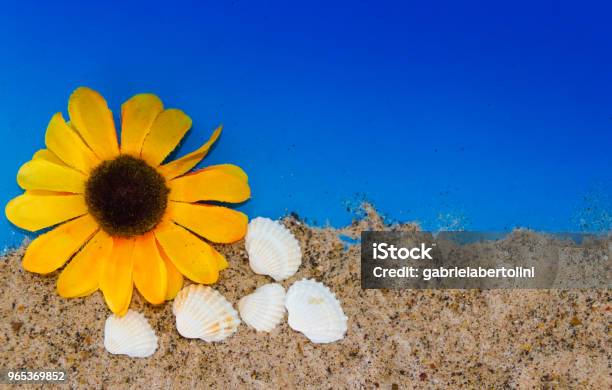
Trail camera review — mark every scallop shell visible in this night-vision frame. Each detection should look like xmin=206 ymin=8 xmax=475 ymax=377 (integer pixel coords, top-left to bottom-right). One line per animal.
xmin=173 ymin=284 xmax=240 ymax=342
xmin=238 ymin=283 xmax=286 ymax=332
xmin=104 ymin=310 xmax=158 ymax=358
xmin=285 ymin=279 xmax=348 ymax=343
xmin=245 ymin=217 xmax=301 ymax=281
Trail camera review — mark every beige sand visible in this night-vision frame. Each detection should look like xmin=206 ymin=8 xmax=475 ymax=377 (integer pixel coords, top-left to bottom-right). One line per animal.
xmin=1 ymin=209 xmax=610 ymax=389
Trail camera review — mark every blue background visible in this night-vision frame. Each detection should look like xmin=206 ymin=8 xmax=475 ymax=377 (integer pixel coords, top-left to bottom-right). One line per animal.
xmin=0 ymin=0 xmax=610 ymax=249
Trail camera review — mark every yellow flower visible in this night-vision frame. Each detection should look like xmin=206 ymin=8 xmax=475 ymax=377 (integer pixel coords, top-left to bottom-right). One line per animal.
xmin=5 ymin=87 xmax=250 ymax=315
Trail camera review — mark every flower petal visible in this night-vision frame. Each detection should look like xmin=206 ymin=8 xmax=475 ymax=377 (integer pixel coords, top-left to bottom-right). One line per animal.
xmin=17 ymin=159 xmax=86 ymax=193
xmin=157 ymin=243 xmax=183 ymax=300
xmin=132 ymin=233 xmax=167 ymax=305
xmin=21 ymin=214 xmax=99 ymax=274
xmin=158 ymin=125 xmax=222 ymax=179
xmin=6 ymin=191 xmax=88 ymax=231
xmin=154 ymin=222 xmax=220 ymax=284
xmin=45 ymin=112 xmax=100 ymax=173
xmin=140 ymin=109 xmax=192 ymax=166
xmin=100 ymin=237 xmax=135 ymax=315
xmin=169 ymin=201 xmax=247 ymax=243
xmin=120 ymin=93 xmax=164 ymax=156
xmin=215 ymin=249 xmax=229 ymax=271
xmin=169 ymin=164 xmax=250 ymax=203
xmin=56 ymin=230 xmax=113 ymax=297
xmin=68 ymin=87 xmax=119 ymax=160
xmin=32 ymin=149 xmax=65 ymax=165
xmin=203 ymin=163 xmax=249 ymax=181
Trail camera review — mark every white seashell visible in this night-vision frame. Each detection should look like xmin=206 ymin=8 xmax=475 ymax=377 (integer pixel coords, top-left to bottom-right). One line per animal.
xmin=104 ymin=310 xmax=158 ymax=358
xmin=245 ymin=217 xmax=301 ymax=281
xmin=238 ymin=283 xmax=286 ymax=332
xmin=173 ymin=284 xmax=240 ymax=342
xmin=285 ymin=279 xmax=348 ymax=343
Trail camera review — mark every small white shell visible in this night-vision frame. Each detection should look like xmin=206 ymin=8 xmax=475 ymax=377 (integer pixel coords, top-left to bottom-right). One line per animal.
xmin=173 ymin=284 xmax=240 ymax=342
xmin=104 ymin=310 xmax=158 ymax=358
xmin=285 ymin=279 xmax=348 ymax=343
xmin=238 ymin=283 xmax=286 ymax=332
xmin=245 ymin=217 xmax=301 ymax=281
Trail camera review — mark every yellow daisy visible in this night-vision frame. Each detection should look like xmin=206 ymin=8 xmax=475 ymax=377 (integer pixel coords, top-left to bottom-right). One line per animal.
xmin=5 ymin=87 xmax=250 ymax=315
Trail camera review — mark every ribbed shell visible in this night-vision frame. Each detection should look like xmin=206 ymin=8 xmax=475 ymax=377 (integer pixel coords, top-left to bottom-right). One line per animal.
xmin=245 ymin=217 xmax=301 ymax=281
xmin=285 ymin=279 xmax=348 ymax=343
xmin=104 ymin=310 xmax=158 ymax=358
xmin=173 ymin=284 xmax=240 ymax=342
xmin=238 ymin=283 xmax=286 ymax=332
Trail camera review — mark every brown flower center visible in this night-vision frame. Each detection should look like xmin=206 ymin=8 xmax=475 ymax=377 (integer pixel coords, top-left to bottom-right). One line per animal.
xmin=85 ymin=155 xmax=169 ymax=237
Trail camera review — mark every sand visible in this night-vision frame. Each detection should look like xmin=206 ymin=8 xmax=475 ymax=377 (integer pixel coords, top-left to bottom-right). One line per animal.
xmin=1 ymin=208 xmax=610 ymax=389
